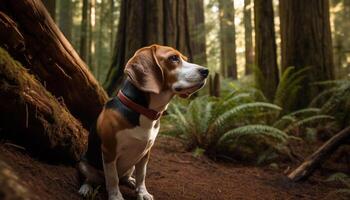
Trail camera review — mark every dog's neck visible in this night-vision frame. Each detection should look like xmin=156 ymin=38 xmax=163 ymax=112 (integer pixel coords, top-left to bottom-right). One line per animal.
xmin=121 ymin=80 xmax=174 ymax=114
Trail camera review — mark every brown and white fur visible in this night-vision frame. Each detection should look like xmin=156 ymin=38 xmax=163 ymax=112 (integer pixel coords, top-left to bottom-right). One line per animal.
xmin=78 ymin=44 xmax=208 ymax=200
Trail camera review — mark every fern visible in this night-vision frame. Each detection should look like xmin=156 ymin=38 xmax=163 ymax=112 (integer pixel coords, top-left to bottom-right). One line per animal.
xmin=284 ymin=115 xmax=335 ymax=133
xmin=208 ymin=102 xmax=281 ymax=135
xmin=217 ymin=125 xmax=290 ymax=146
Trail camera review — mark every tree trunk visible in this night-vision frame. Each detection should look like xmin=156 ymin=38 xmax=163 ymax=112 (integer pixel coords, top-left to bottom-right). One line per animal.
xmin=58 ymin=0 xmax=72 ymax=41
xmin=0 ymin=0 xmax=108 ymax=128
xmin=187 ymin=0 xmax=207 ymax=66
xmin=104 ymin=0 xmax=194 ymax=95
xmin=279 ymin=0 xmax=334 ymax=107
xmin=80 ymin=0 xmax=89 ymax=62
xmin=254 ymin=0 xmax=279 ymax=101
xmin=244 ymin=0 xmax=254 ymax=75
xmin=42 ymin=0 xmax=56 ymax=21
xmin=331 ymin=0 xmax=350 ymax=78
xmin=218 ymin=0 xmax=237 ymax=79
xmin=288 ymin=126 xmax=350 ymax=182
xmin=0 ymin=48 xmax=88 ymax=161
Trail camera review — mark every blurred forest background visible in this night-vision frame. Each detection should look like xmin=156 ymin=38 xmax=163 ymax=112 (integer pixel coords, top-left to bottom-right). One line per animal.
xmin=44 ymin=0 xmax=350 ymax=89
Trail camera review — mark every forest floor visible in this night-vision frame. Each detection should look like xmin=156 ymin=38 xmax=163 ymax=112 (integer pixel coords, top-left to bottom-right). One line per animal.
xmin=0 ymin=135 xmax=345 ymax=200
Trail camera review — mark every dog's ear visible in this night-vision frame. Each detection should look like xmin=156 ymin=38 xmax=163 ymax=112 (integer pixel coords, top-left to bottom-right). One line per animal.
xmin=124 ymin=46 xmax=164 ymax=94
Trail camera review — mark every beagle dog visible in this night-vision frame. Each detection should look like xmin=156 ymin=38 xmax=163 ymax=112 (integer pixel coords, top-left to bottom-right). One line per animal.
xmin=78 ymin=44 xmax=209 ymax=200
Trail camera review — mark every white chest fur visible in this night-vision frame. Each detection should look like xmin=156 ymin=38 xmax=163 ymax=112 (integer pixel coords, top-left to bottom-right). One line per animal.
xmin=115 ymin=115 xmax=160 ymax=177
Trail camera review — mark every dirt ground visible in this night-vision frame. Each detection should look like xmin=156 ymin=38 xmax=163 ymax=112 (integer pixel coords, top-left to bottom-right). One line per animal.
xmin=0 ymin=136 xmax=342 ymax=200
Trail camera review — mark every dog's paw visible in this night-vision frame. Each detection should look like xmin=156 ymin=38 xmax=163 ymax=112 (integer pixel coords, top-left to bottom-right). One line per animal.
xmin=137 ymin=192 xmax=154 ymax=200
xmin=120 ymin=176 xmax=136 ymax=189
xmin=78 ymin=183 xmax=93 ymax=196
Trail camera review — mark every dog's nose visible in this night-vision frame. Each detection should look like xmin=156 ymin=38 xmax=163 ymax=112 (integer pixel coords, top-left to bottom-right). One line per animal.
xmin=199 ymin=68 xmax=209 ymax=78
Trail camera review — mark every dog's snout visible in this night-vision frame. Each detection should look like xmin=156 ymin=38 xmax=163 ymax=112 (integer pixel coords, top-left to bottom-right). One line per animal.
xmin=198 ymin=68 xmax=209 ymax=78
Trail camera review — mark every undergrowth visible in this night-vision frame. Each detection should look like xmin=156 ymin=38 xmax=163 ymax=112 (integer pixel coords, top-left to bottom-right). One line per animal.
xmin=161 ymin=67 xmax=346 ymax=164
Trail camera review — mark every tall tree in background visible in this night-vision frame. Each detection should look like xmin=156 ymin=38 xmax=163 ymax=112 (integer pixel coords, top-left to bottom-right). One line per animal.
xmin=59 ymin=0 xmax=72 ymax=41
xmin=254 ymin=0 xmax=279 ymax=100
xmin=88 ymin=0 xmax=97 ymax=71
xmin=80 ymin=0 xmax=89 ymax=62
xmin=188 ymin=0 xmax=207 ymax=67
xmin=42 ymin=0 xmax=56 ymax=21
xmin=104 ymin=0 xmax=206 ymax=95
xmin=332 ymin=0 xmax=350 ymax=77
xmin=280 ymin=0 xmax=334 ymax=106
xmin=218 ymin=0 xmax=237 ymax=79
xmin=244 ymin=0 xmax=253 ymax=75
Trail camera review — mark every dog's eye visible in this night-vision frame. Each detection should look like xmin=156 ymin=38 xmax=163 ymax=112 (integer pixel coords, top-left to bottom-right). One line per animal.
xmin=168 ymin=55 xmax=180 ymax=63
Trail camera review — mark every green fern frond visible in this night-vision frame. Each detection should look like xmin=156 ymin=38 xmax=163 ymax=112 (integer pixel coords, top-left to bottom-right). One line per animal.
xmin=287 ymin=108 xmax=321 ymax=117
xmin=217 ymin=125 xmax=290 ymax=146
xmin=208 ymin=102 xmax=282 ymax=135
xmin=311 ymin=79 xmax=350 ymax=87
xmin=309 ymin=87 xmax=339 ymax=107
xmin=273 ymin=116 xmax=297 ymax=129
xmin=284 ymin=115 xmax=335 ymax=133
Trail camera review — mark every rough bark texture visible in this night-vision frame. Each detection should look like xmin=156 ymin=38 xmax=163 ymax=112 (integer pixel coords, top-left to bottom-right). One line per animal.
xmin=244 ymin=0 xmax=253 ymax=75
xmin=0 ymin=48 xmax=88 ymax=161
xmin=254 ymin=0 xmax=279 ymax=101
xmin=288 ymin=127 xmax=350 ymax=182
xmin=80 ymin=0 xmax=89 ymax=62
xmin=187 ymin=0 xmax=207 ymax=67
xmin=0 ymin=158 xmax=37 ymax=200
xmin=42 ymin=0 xmax=56 ymax=21
xmin=218 ymin=0 xmax=237 ymax=79
xmin=104 ymin=0 xmax=195 ymax=95
xmin=279 ymin=0 xmax=334 ymax=106
xmin=209 ymin=73 xmax=221 ymax=97
xmin=0 ymin=0 xmax=108 ymax=128
xmin=58 ymin=0 xmax=72 ymax=41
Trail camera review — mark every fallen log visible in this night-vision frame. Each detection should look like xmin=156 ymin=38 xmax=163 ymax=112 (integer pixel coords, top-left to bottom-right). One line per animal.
xmin=0 ymin=0 xmax=108 ymax=128
xmin=0 ymin=47 xmax=88 ymax=162
xmin=288 ymin=126 xmax=350 ymax=182
xmin=0 ymin=158 xmax=37 ymax=200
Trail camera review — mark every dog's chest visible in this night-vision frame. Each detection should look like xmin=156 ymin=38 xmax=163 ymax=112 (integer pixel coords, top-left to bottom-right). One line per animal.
xmin=115 ymin=116 xmax=159 ymax=175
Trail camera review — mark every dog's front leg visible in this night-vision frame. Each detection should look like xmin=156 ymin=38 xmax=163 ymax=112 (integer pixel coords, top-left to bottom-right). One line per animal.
xmin=135 ymin=151 xmax=153 ymax=200
xmin=103 ymin=154 xmax=124 ymax=200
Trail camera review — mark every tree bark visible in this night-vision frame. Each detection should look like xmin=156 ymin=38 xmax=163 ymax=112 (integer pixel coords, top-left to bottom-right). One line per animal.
xmin=0 ymin=0 xmax=108 ymax=128
xmin=279 ymin=0 xmax=334 ymax=107
xmin=244 ymin=0 xmax=253 ymax=75
xmin=288 ymin=126 xmax=350 ymax=182
xmin=187 ymin=0 xmax=207 ymax=67
xmin=104 ymin=0 xmax=194 ymax=95
xmin=58 ymin=0 xmax=72 ymax=41
xmin=80 ymin=0 xmax=89 ymax=62
xmin=218 ymin=0 xmax=237 ymax=79
xmin=42 ymin=0 xmax=56 ymax=21
xmin=254 ymin=0 xmax=279 ymax=101
xmin=0 ymin=48 xmax=88 ymax=161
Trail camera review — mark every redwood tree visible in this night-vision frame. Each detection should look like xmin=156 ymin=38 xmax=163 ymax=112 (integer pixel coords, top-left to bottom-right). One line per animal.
xmin=104 ymin=0 xmax=206 ymax=95
xmin=244 ymin=0 xmax=253 ymax=75
xmin=218 ymin=0 xmax=237 ymax=79
xmin=279 ymin=0 xmax=334 ymax=106
xmin=254 ymin=0 xmax=279 ymax=100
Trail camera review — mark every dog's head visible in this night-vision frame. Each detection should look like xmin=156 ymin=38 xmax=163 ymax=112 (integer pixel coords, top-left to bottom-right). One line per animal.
xmin=124 ymin=44 xmax=209 ymax=98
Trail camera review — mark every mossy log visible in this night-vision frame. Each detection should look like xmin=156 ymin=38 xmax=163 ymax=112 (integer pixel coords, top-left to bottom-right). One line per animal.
xmin=0 ymin=0 xmax=108 ymax=128
xmin=0 ymin=158 xmax=37 ymax=200
xmin=0 ymin=48 xmax=88 ymax=162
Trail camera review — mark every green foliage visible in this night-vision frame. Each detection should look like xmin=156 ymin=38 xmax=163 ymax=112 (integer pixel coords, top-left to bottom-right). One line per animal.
xmin=162 ymin=85 xmax=333 ymax=164
xmin=310 ymin=79 xmax=350 ymax=127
